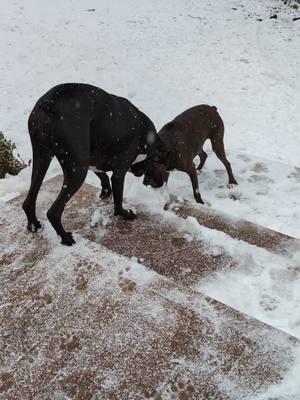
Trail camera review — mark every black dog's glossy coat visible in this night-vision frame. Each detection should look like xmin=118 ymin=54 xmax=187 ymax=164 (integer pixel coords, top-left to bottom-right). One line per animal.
xmin=22 ymin=83 xmax=158 ymax=245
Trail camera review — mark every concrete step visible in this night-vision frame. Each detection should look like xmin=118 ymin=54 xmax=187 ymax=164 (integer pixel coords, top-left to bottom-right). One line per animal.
xmin=167 ymin=195 xmax=299 ymax=255
xmin=10 ymin=176 xmax=235 ymax=282
xmin=1 ymin=176 xmax=299 ymax=399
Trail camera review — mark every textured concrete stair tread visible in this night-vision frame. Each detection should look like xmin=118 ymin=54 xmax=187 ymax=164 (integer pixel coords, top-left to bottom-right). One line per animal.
xmin=167 ymin=194 xmax=298 ymax=254
xmin=0 ymin=200 xmax=299 ymax=398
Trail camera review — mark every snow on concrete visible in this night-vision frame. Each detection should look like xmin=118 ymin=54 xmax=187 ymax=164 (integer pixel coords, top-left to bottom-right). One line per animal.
xmin=2 ymin=198 xmax=299 ymax=399
xmin=179 ymin=215 xmax=300 ymax=339
xmin=255 ymin=345 xmax=300 ymax=400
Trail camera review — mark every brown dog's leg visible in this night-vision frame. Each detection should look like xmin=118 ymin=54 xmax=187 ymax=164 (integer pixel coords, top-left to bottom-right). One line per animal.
xmin=187 ymin=165 xmax=204 ymax=203
xmin=197 ymin=150 xmax=208 ymax=171
xmin=211 ymin=138 xmax=237 ymax=186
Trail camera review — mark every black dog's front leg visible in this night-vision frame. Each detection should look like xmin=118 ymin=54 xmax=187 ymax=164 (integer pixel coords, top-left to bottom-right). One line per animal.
xmin=111 ymin=171 xmax=136 ymax=219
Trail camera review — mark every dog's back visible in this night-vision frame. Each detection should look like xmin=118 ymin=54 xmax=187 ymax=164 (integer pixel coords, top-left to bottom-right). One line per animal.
xmin=159 ymin=105 xmax=224 ymax=154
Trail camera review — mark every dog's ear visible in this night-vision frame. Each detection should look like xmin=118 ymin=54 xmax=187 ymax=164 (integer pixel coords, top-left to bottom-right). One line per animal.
xmin=130 ymin=160 xmax=146 ymax=177
xmin=145 ymin=134 xmax=170 ymax=165
xmin=161 ymin=121 xmax=175 ymax=131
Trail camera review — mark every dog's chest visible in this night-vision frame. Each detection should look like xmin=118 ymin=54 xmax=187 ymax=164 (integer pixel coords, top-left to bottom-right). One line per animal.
xmin=89 ymin=153 xmax=146 ymax=173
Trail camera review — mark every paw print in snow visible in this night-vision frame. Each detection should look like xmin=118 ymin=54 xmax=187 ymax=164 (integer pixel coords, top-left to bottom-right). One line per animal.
xmin=59 ymin=334 xmax=81 ymax=353
xmin=168 ymin=377 xmax=195 ymax=400
xmin=118 ymin=270 xmax=136 ymax=293
xmin=0 ymin=372 xmax=14 ymax=393
xmin=75 ymin=274 xmax=88 ymax=291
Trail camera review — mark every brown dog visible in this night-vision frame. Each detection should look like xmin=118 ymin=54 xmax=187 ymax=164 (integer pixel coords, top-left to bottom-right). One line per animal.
xmin=133 ymin=105 xmax=237 ymax=203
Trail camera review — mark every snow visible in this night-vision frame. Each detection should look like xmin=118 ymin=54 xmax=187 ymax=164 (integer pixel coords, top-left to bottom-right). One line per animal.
xmin=1 ymin=0 xmax=300 ymax=397
xmin=90 ymin=208 xmax=110 ymax=227
xmin=255 ymin=346 xmax=300 ymax=400
xmin=1 ymin=0 xmax=299 ymax=236
xmin=180 ymin=216 xmax=300 ymax=339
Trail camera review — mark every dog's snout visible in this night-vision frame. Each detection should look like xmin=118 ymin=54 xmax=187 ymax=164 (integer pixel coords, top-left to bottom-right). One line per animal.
xmin=149 ymin=179 xmax=162 ymax=188
xmin=143 ymin=176 xmax=159 ymax=187
xmin=143 ymin=176 xmax=150 ymax=186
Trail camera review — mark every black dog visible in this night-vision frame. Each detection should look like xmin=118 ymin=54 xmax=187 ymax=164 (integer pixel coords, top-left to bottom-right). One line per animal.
xmin=132 ymin=105 xmax=237 ymax=203
xmin=22 ymin=83 xmax=159 ymax=245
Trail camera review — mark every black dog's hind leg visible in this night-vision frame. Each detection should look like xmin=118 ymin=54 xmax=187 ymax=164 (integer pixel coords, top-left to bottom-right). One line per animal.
xmin=197 ymin=150 xmax=208 ymax=171
xmin=47 ymin=161 xmax=88 ymax=245
xmin=111 ymin=171 xmax=136 ymax=220
xmin=94 ymin=171 xmax=112 ymax=199
xmin=22 ymin=143 xmax=53 ymax=232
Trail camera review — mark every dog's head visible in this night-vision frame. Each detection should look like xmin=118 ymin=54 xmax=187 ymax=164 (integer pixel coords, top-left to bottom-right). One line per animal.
xmin=131 ymin=136 xmax=169 ymax=188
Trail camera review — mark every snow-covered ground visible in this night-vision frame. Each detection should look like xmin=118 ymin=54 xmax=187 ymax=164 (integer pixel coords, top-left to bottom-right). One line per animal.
xmin=1 ymin=0 xmax=300 ymax=398
xmin=0 ymin=0 xmax=299 ymax=236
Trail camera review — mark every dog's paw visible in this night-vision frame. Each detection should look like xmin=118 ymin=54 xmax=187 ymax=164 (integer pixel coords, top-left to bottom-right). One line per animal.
xmin=227 ymin=177 xmax=238 ymax=188
xmin=163 ymin=201 xmax=173 ymax=211
xmin=61 ymin=232 xmax=76 ymax=246
xmin=195 ymin=195 xmax=205 ymax=204
xmin=27 ymin=220 xmax=42 ymax=233
xmin=122 ymin=209 xmax=136 ymax=220
xmin=100 ymin=187 xmax=112 ymax=199
xmin=114 ymin=209 xmax=136 ymax=220
xmin=197 ymin=167 xmax=205 ymax=173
